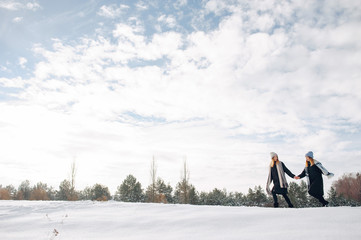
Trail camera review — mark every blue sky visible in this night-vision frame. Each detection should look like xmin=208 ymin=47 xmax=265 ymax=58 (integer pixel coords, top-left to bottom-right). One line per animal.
xmin=0 ymin=0 xmax=361 ymax=194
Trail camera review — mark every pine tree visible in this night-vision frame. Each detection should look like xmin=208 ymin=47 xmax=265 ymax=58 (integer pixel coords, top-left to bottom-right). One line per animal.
xmin=231 ymin=192 xmax=246 ymax=206
xmin=78 ymin=186 xmax=93 ymax=200
xmin=91 ymin=184 xmax=111 ymax=201
xmin=245 ymin=187 xmax=255 ymax=206
xmin=245 ymin=186 xmax=267 ymax=207
xmin=206 ymin=188 xmax=227 ymax=205
xmin=198 ymin=191 xmax=208 ymax=205
xmin=115 ymin=175 xmax=144 ymax=202
xmin=57 ymin=180 xmax=72 ymax=200
xmin=175 ymin=160 xmax=195 ymax=204
xmin=155 ymin=178 xmax=173 ymax=203
xmin=16 ymin=180 xmax=31 ymax=200
xmin=288 ymin=181 xmax=308 ymax=208
xmin=188 ymin=185 xmax=199 ymax=205
xmin=328 ymin=186 xmax=343 ymax=206
xmin=253 ymin=185 xmax=267 ymax=207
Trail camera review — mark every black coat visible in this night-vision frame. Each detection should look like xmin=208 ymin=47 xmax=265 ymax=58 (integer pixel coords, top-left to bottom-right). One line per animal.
xmin=299 ymin=164 xmax=324 ymax=198
xmin=271 ymin=162 xmax=295 ymax=195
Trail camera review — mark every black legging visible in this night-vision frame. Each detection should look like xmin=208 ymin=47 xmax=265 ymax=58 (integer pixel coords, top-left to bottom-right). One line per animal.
xmin=272 ymin=192 xmax=293 ymax=207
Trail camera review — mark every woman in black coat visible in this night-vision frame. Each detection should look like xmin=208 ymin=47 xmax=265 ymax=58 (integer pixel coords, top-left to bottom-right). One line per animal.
xmin=266 ymin=152 xmax=297 ymax=208
xmin=296 ymin=151 xmax=334 ymax=206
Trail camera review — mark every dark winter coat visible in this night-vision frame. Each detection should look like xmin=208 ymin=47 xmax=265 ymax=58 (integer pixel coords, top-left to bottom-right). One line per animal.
xmin=270 ymin=162 xmax=295 ymax=195
xmin=299 ymin=163 xmax=324 ymax=198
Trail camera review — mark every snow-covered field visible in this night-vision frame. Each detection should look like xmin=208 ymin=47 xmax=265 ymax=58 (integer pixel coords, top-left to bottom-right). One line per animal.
xmin=0 ymin=201 xmax=360 ymax=240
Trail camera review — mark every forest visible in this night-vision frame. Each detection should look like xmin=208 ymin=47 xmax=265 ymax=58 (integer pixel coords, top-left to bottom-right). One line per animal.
xmin=1 ymin=161 xmax=360 ymax=208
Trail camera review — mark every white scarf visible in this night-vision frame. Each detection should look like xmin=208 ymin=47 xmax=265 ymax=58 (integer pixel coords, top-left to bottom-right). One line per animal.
xmin=266 ymin=161 xmax=288 ymax=195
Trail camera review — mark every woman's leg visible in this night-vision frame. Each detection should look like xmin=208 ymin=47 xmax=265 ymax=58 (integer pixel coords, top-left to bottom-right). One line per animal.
xmin=317 ymin=196 xmax=329 ymax=206
xmin=282 ymin=193 xmax=294 ymax=208
xmin=309 ymin=191 xmax=329 ymax=206
xmin=272 ymin=192 xmax=279 ymax=207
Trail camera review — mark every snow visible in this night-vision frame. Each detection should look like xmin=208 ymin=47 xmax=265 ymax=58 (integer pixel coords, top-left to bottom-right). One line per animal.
xmin=0 ymin=201 xmax=360 ymax=240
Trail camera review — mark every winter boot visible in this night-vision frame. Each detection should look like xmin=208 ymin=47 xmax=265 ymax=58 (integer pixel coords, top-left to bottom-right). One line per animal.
xmin=322 ymin=200 xmax=329 ymax=207
xmin=274 ymin=202 xmax=279 ymax=208
xmin=319 ymin=197 xmax=329 ymax=207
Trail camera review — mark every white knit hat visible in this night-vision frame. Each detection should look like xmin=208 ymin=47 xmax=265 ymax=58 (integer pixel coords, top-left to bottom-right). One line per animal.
xmin=270 ymin=152 xmax=278 ymax=159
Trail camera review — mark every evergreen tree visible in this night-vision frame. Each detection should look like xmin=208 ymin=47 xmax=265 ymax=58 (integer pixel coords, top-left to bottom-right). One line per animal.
xmin=288 ymin=181 xmax=308 ymax=208
xmin=57 ymin=180 xmax=72 ymax=200
xmin=206 ymin=188 xmax=227 ymax=205
xmin=17 ymin=180 xmax=31 ymax=200
xmin=91 ymin=184 xmax=111 ymax=201
xmin=115 ymin=175 xmax=144 ymax=202
xmin=78 ymin=186 xmax=93 ymax=200
xmin=246 ymin=186 xmax=267 ymax=207
xmin=174 ymin=160 xmax=196 ymax=204
xmin=307 ymin=195 xmax=320 ymax=208
xmin=245 ymin=187 xmax=255 ymax=206
xmin=154 ymin=178 xmax=173 ymax=203
xmin=231 ymin=192 xmax=246 ymax=206
xmin=198 ymin=191 xmax=209 ymax=205
xmin=327 ymin=186 xmax=344 ymax=206
xmin=188 ymin=185 xmax=199 ymax=205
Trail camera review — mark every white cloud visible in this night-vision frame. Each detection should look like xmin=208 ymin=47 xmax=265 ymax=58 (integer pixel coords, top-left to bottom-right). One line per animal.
xmin=18 ymin=57 xmax=27 ymax=68
xmin=19 ymin=0 xmax=361 ymax=138
xmin=97 ymin=4 xmax=129 ymax=19
xmin=0 ymin=1 xmax=40 ymax=11
xmin=12 ymin=17 xmax=23 ymax=23
xmin=0 ymin=0 xmax=360 ymax=192
xmin=0 ymin=65 xmax=8 ymax=72
xmin=205 ymin=0 xmax=234 ymax=15
xmin=158 ymin=15 xmax=177 ymax=28
xmin=25 ymin=2 xmax=40 ymax=11
xmin=135 ymin=2 xmax=148 ymax=11
xmin=0 ymin=1 xmax=22 ymax=10
xmin=0 ymin=76 xmax=25 ymax=88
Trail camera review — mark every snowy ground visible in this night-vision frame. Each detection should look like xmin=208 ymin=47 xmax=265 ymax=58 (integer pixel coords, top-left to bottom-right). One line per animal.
xmin=0 ymin=201 xmax=360 ymax=240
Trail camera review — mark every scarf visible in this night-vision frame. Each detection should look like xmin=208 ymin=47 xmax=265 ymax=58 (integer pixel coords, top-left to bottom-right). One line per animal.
xmin=304 ymin=159 xmax=333 ymax=189
xmin=266 ymin=161 xmax=288 ymax=195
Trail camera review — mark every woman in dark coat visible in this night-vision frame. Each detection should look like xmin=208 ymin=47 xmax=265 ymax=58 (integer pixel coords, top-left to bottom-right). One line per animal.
xmin=266 ymin=152 xmax=297 ymax=208
xmin=296 ymin=151 xmax=334 ymax=206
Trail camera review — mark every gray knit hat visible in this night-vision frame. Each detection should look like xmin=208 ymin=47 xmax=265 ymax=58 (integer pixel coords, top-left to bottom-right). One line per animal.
xmin=270 ymin=152 xmax=278 ymax=159
xmin=305 ymin=151 xmax=314 ymax=158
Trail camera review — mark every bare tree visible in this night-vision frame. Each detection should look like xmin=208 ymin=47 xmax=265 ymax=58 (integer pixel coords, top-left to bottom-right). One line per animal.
xmin=146 ymin=156 xmax=157 ymax=202
xmin=176 ymin=158 xmax=191 ymax=204
xmin=68 ymin=159 xmax=78 ymax=201
xmin=333 ymin=172 xmax=361 ymax=202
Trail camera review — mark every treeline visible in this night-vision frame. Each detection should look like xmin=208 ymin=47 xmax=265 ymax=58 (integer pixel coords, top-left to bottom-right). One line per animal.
xmin=0 ymin=163 xmax=360 ymax=207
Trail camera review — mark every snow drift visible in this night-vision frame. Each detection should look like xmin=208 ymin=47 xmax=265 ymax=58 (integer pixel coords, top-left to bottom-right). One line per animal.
xmin=0 ymin=201 xmax=360 ymax=240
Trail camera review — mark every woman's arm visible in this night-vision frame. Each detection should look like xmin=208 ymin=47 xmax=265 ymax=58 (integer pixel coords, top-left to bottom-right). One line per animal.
xmin=298 ymin=169 xmax=306 ymax=179
xmin=282 ymin=162 xmax=295 ymax=178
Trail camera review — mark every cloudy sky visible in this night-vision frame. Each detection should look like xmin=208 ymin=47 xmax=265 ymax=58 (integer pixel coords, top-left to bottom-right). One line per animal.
xmin=0 ymin=0 xmax=360 ymax=194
